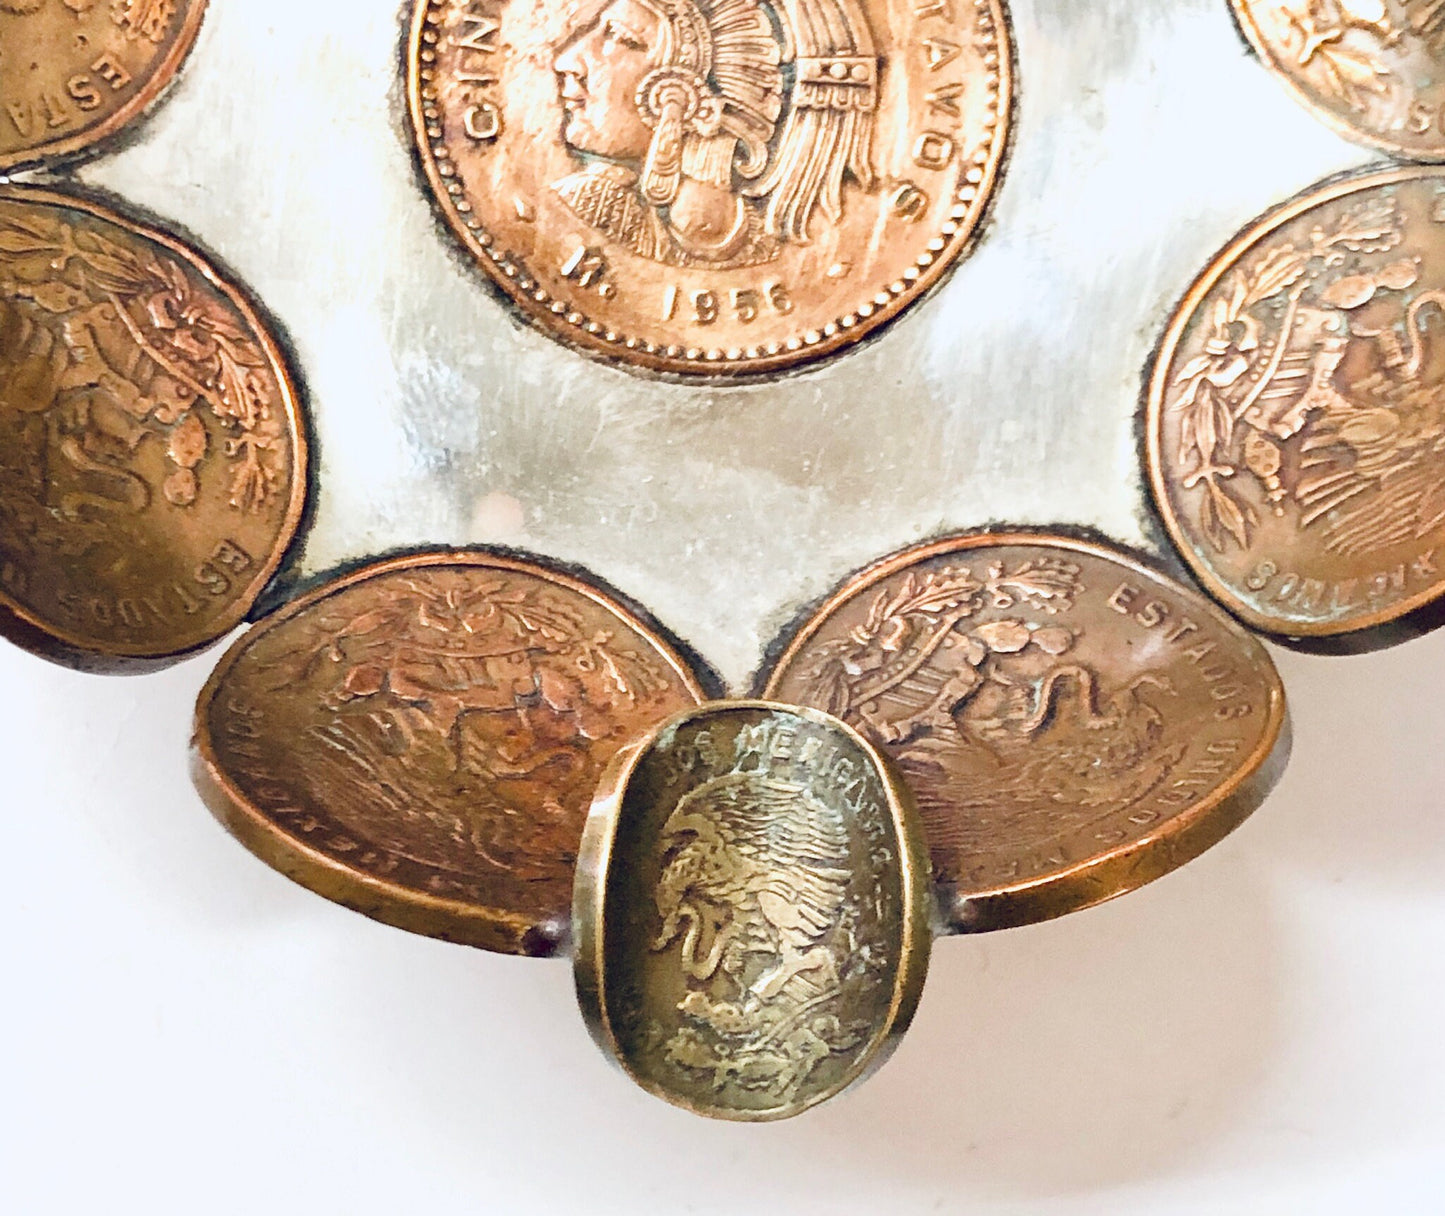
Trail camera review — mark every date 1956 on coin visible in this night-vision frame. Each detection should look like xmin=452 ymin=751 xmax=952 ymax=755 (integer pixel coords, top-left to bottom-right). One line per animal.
xmin=408 ymin=0 xmax=1012 ymax=375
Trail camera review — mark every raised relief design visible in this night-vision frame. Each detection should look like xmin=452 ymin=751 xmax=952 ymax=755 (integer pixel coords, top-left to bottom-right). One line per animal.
xmin=0 ymin=194 xmax=301 ymax=662
xmin=577 ymin=705 xmax=925 ymax=1118
xmin=764 ymin=539 xmax=1288 ymax=930
xmin=249 ymin=573 xmax=681 ymax=883
xmin=790 ymin=560 xmax=1184 ymax=860
xmin=1171 ymin=194 xmax=1444 ymax=560
xmin=196 ymin=557 xmax=704 ymax=955
xmin=652 ymin=772 xmax=866 ymax=1101
xmin=0 ymin=204 xmax=284 ymax=562
xmin=1151 ymin=170 xmax=1445 ymax=633
xmin=551 ymin=0 xmax=877 ymax=269
xmin=114 ymin=0 xmax=179 ymax=42
xmin=1236 ymin=0 xmax=1445 ymax=157
xmin=409 ymin=0 xmax=1011 ymax=373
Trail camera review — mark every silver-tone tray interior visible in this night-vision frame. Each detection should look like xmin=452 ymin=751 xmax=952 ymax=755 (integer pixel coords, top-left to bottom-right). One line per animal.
xmin=46 ymin=0 xmax=1381 ymax=689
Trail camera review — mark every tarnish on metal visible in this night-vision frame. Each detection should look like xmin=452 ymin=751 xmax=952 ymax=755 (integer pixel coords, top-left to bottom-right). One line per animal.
xmin=0 ymin=184 xmax=308 ymax=671
xmin=1146 ymin=165 xmax=1445 ymax=640
xmin=574 ymin=700 xmax=932 ymax=1121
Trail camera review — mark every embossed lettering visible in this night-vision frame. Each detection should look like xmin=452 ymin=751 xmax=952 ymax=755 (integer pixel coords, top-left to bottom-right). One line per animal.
xmin=913 ymin=131 xmax=955 ymax=171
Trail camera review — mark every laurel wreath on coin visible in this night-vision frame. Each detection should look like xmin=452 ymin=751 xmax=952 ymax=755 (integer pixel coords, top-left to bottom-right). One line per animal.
xmin=1170 ymin=193 xmax=1413 ymax=554
xmin=241 ymin=575 xmax=677 ymax=877
xmin=0 ymin=207 xmax=285 ymax=562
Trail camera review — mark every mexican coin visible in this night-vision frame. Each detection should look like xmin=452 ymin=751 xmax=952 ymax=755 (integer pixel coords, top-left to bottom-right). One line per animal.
xmin=192 ymin=550 xmax=708 ymax=957
xmin=0 ymin=0 xmax=206 ymax=172
xmin=1147 ymin=165 xmax=1445 ymax=639
xmin=0 ymin=187 xmax=306 ymax=670
xmin=1232 ymin=0 xmax=1445 ymax=161
xmin=407 ymin=0 xmax=1012 ymax=376
xmin=762 ymin=533 xmax=1289 ymax=934
xmin=574 ymin=701 xmax=930 ymax=1119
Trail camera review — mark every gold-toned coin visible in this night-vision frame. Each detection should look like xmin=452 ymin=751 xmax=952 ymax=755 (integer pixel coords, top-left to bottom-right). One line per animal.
xmin=192 ymin=551 xmax=709 ymax=957
xmin=0 ymin=0 xmax=206 ymax=173
xmin=574 ymin=701 xmax=930 ymax=1120
xmin=1148 ymin=165 xmax=1445 ymax=640
xmin=0 ymin=187 xmax=306 ymax=671
xmin=407 ymin=0 xmax=1012 ymax=376
xmin=1232 ymin=0 xmax=1445 ymax=161
xmin=763 ymin=534 xmax=1289 ymax=934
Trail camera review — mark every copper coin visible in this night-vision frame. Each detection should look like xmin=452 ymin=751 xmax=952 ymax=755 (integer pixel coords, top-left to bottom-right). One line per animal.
xmin=1147 ymin=166 xmax=1445 ymax=639
xmin=762 ymin=534 xmax=1289 ymax=934
xmin=406 ymin=0 xmax=1012 ymax=377
xmin=574 ymin=701 xmax=930 ymax=1120
xmin=1232 ymin=0 xmax=1445 ymax=161
xmin=0 ymin=188 xmax=306 ymax=671
xmin=0 ymin=0 xmax=206 ymax=173
xmin=192 ymin=551 xmax=708 ymax=958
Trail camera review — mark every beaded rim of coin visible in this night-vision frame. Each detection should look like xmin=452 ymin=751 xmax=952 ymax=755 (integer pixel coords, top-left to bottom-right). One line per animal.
xmin=0 ymin=184 xmax=309 ymax=672
xmin=761 ymin=531 xmax=1291 ymax=933
xmin=573 ymin=699 xmax=932 ymax=1121
xmin=0 ymin=0 xmax=208 ymax=174
xmin=1229 ymin=0 xmax=1445 ymax=163
xmin=191 ymin=548 xmax=710 ymax=957
xmin=1145 ymin=164 xmax=1445 ymax=641
xmin=404 ymin=0 xmax=1015 ymax=378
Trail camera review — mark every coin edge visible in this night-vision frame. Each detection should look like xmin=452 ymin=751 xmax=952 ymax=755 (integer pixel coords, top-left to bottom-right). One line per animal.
xmin=191 ymin=548 xmax=710 ymax=958
xmin=403 ymin=0 xmax=1016 ymax=378
xmin=0 ymin=0 xmax=210 ymax=174
xmin=0 ymin=182 xmax=309 ymax=666
xmin=572 ymin=699 xmax=932 ymax=1120
xmin=1144 ymin=163 xmax=1445 ymax=639
xmin=759 ymin=530 xmax=1290 ymax=933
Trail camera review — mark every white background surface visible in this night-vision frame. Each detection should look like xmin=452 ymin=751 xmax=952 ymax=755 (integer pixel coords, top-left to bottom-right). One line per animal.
xmin=4 ymin=622 xmax=1445 ymax=1213
xmin=4 ymin=0 xmax=1445 ymax=1210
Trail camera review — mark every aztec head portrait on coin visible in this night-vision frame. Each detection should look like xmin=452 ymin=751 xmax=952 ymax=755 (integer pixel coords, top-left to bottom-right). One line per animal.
xmin=408 ymin=0 xmax=1012 ymax=375
xmin=1232 ymin=0 xmax=1445 ymax=160
xmin=0 ymin=0 xmax=207 ymax=172
xmin=0 ymin=188 xmax=307 ymax=669
xmin=1148 ymin=165 xmax=1445 ymax=639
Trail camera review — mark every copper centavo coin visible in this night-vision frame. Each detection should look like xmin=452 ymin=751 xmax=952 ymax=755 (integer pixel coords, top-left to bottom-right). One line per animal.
xmin=0 ymin=188 xmax=306 ymax=671
xmin=1232 ymin=0 xmax=1445 ymax=161
xmin=0 ymin=0 xmax=206 ymax=172
xmin=407 ymin=0 xmax=1012 ymax=376
xmin=1148 ymin=166 xmax=1445 ymax=639
xmin=763 ymin=534 xmax=1289 ymax=933
xmin=192 ymin=551 xmax=708 ymax=957
xmin=574 ymin=701 xmax=930 ymax=1120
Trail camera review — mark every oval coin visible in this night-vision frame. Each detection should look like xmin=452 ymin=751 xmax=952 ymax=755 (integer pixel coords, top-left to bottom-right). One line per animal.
xmin=763 ymin=534 xmax=1289 ymax=934
xmin=0 ymin=0 xmax=206 ymax=172
xmin=1232 ymin=0 xmax=1445 ymax=161
xmin=574 ymin=701 xmax=930 ymax=1120
xmin=0 ymin=188 xmax=306 ymax=670
xmin=407 ymin=0 xmax=1012 ymax=376
xmin=1148 ymin=166 xmax=1445 ymax=640
xmin=192 ymin=551 xmax=708 ymax=957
